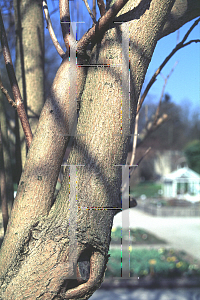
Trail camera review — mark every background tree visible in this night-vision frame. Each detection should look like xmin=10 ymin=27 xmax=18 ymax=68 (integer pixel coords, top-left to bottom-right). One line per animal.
xmin=14 ymin=0 xmax=45 ymax=169
xmin=0 ymin=0 xmax=200 ymax=299
xmin=0 ymin=2 xmax=15 ymax=221
xmin=138 ymin=95 xmax=191 ymax=150
xmin=184 ymin=139 xmax=200 ymax=174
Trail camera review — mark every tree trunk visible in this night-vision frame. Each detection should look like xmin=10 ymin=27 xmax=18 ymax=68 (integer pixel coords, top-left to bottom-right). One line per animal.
xmin=14 ymin=0 xmax=45 ymax=169
xmin=0 ymin=0 xmax=199 ymax=298
xmin=0 ymin=96 xmax=14 ymax=215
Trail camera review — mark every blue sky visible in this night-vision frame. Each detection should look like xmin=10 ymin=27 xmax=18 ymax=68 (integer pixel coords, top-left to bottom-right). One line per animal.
xmin=48 ymin=1 xmax=200 ymax=114
xmin=146 ymin=18 xmax=200 ymax=112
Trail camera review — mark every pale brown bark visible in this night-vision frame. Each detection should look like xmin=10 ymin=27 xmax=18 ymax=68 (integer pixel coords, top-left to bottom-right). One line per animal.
xmin=114 ymin=0 xmax=200 ymax=40
xmin=43 ymin=0 xmax=66 ymax=57
xmin=0 ymin=0 xmax=199 ymax=299
xmin=59 ymin=0 xmax=71 ymax=53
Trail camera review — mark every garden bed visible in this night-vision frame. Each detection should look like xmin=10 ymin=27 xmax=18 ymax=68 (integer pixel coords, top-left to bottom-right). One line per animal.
xmin=106 ymin=226 xmax=200 ymax=286
xmin=106 ymin=248 xmax=200 ymax=278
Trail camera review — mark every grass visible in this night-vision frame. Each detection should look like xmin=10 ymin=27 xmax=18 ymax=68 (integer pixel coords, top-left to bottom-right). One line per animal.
xmin=111 ymin=227 xmax=166 ymax=245
xmin=105 ymin=248 xmax=200 ymax=279
xmin=130 ymin=182 xmax=162 ymax=198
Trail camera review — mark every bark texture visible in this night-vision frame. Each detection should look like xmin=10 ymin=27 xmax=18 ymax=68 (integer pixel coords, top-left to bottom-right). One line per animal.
xmin=0 ymin=0 xmax=199 ymax=299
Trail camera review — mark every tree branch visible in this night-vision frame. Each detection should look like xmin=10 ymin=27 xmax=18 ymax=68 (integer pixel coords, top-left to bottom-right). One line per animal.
xmin=59 ymin=0 xmax=70 ymax=53
xmin=128 ymin=58 xmax=178 ymax=175
xmin=0 ymin=9 xmax=32 ymax=149
xmin=93 ymin=0 xmax=96 ymax=20
xmin=97 ymin=0 xmax=106 ymax=17
xmin=136 ymin=63 xmax=176 ymax=148
xmin=128 ymin=60 xmax=177 ymax=167
xmin=153 ymin=60 xmax=178 ymax=125
xmin=0 ymin=76 xmax=17 ymax=109
xmin=137 ymin=17 xmax=200 ymax=114
xmin=82 ymin=0 xmax=97 ymax=24
xmin=127 ymin=147 xmax=152 ymax=181
xmin=160 ymin=0 xmax=200 ymax=39
xmin=113 ymin=0 xmax=200 ymax=40
xmin=43 ymin=0 xmax=65 ymax=58
xmin=181 ymin=39 xmax=200 ymax=47
xmin=77 ymin=0 xmax=130 ymax=52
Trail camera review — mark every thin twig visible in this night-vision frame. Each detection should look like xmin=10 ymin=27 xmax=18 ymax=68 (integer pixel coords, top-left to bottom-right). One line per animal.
xmin=127 ymin=61 xmax=176 ymax=175
xmin=153 ymin=60 xmax=178 ymax=125
xmin=181 ymin=18 xmax=200 ymax=44
xmin=97 ymin=0 xmax=106 ymax=17
xmin=137 ymin=17 xmax=200 ymax=114
xmin=129 ymin=147 xmax=151 ymax=177
xmin=0 ymin=9 xmax=32 ymax=149
xmin=43 ymin=0 xmax=65 ymax=58
xmin=0 ymin=76 xmax=17 ymax=109
xmin=59 ymin=0 xmax=70 ymax=53
xmin=77 ymin=0 xmax=130 ymax=52
xmin=137 ymin=113 xmax=168 ymax=148
xmin=128 ymin=60 xmax=176 ymax=169
xmin=182 ymin=39 xmax=200 ymax=47
xmin=92 ymin=0 xmax=96 ymax=20
xmin=82 ymin=0 xmax=97 ymax=24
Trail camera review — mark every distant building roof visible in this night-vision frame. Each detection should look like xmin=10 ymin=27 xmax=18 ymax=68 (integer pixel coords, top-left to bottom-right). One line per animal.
xmin=163 ymin=167 xmax=200 ymax=181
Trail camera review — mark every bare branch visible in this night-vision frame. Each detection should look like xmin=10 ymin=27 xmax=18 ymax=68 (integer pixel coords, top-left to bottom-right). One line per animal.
xmin=0 ymin=76 xmax=17 ymax=109
xmin=138 ymin=113 xmax=168 ymax=147
xmin=82 ymin=0 xmax=97 ymax=24
xmin=130 ymin=147 xmax=151 ymax=177
xmin=182 ymin=39 xmax=200 ymax=47
xmin=127 ymin=37 xmax=178 ymax=189
xmin=181 ymin=17 xmax=200 ymax=44
xmin=0 ymin=9 xmax=32 ymax=149
xmin=77 ymin=0 xmax=130 ymax=52
xmin=132 ymin=63 xmax=175 ymax=155
xmin=155 ymin=113 xmax=168 ymax=127
xmin=137 ymin=17 xmax=200 ymax=114
xmin=97 ymin=0 xmax=106 ymax=17
xmin=153 ymin=60 xmax=178 ymax=124
xmin=43 ymin=0 xmax=65 ymax=58
xmin=93 ymin=0 xmax=96 ymax=20
xmin=59 ymin=0 xmax=70 ymax=53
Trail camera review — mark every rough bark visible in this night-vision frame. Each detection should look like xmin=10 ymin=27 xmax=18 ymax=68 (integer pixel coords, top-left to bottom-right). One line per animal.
xmin=114 ymin=0 xmax=200 ymax=40
xmin=0 ymin=0 xmax=199 ymax=299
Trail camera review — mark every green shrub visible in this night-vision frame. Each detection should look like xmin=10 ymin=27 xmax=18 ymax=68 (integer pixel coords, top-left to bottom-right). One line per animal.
xmin=105 ymin=248 xmax=200 ymax=278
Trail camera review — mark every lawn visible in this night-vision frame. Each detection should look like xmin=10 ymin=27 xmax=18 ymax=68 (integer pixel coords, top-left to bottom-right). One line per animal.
xmin=111 ymin=227 xmax=166 ymax=245
xmin=130 ymin=182 xmax=162 ymax=198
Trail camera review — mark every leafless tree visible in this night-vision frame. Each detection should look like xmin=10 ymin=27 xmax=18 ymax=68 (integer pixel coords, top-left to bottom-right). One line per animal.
xmin=0 ymin=0 xmax=200 ymax=299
